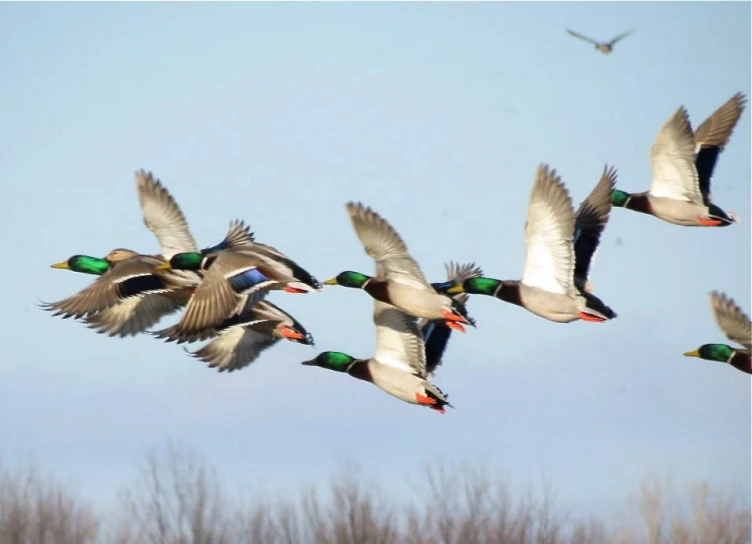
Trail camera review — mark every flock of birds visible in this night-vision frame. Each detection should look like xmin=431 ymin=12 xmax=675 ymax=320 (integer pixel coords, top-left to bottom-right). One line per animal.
xmin=43 ymin=90 xmax=751 ymax=414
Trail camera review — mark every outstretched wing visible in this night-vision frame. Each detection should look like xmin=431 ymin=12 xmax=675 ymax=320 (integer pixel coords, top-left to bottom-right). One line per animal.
xmin=521 ymin=164 xmax=577 ymax=296
xmin=443 ymin=261 xmax=483 ymax=306
xmin=201 ymin=219 xmax=256 ymax=254
xmin=566 ymin=29 xmax=601 ymax=46
xmin=709 ymin=291 xmax=752 ymax=351
xmin=346 ymin=202 xmax=433 ymax=292
xmin=83 ymin=295 xmax=184 ymax=337
xmin=372 ymin=300 xmax=427 ymax=378
xmin=573 ymin=165 xmax=617 ymax=292
xmin=649 ymin=107 xmax=703 ymax=204
xmin=187 ymin=323 xmax=281 ymax=372
xmin=693 ymin=93 xmax=748 ymax=204
xmin=136 ymin=170 xmax=199 ymax=259
xmin=41 ymin=256 xmax=171 ymax=319
xmin=607 ymin=28 xmax=634 ymax=46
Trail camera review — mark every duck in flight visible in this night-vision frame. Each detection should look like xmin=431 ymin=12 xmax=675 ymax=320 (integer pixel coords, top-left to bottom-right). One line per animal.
xmin=443 ymin=164 xmax=618 ymax=324
xmin=566 ymin=28 xmax=634 ymax=54
xmin=684 ymin=291 xmax=751 ymax=375
xmin=302 ymin=261 xmax=480 ymax=414
xmin=612 ymin=93 xmax=746 ymax=227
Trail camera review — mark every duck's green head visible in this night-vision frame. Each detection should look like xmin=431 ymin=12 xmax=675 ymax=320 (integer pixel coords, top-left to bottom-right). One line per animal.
xmin=301 ymin=351 xmax=356 ymax=372
xmin=445 ymin=277 xmax=501 ymax=296
xmin=611 ymin=189 xmax=631 ymax=208
xmin=155 ymin=252 xmax=206 ymax=271
xmin=323 ymin=271 xmax=372 ymax=289
xmin=50 ymin=255 xmax=112 ymax=276
xmin=684 ymin=344 xmax=735 ymax=363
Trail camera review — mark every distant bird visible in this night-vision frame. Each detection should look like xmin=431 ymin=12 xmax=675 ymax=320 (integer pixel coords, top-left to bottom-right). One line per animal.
xmin=442 ymin=164 xmax=618 ymax=324
xmin=566 ymin=28 xmax=634 ymax=54
xmin=302 ymin=261 xmax=479 ymax=414
xmin=323 ymin=202 xmax=474 ymax=332
xmin=612 ymin=92 xmax=747 ymax=227
xmin=684 ymin=291 xmax=751 ymax=375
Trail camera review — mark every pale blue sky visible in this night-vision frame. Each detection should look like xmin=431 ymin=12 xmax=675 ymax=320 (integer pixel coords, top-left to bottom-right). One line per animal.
xmin=0 ymin=1 xmax=749 ymax=518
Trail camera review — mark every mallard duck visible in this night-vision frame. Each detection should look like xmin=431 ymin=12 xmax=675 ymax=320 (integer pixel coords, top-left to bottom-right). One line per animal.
xmin=612 ymin=93 xmax=747 ymax=226
xmin=152 ymin=245 xmax=321 ymax=342
xmin=159 ymin=242 xmax=322 ymax=296
xmin=684 ymin=291 xmax=751 ymax=375
xmin=42 ymin=248 xmax=196 ymax=322
xmin=302 ymin=300 xmax=455 ymax=414
xmin=174 ymin=299 xmax=314 ymax=372
xmin=43 ymin=170 xmax=255 ymax=336
xmin=46 ymin=251 xmax=186 ymax=337
xmin=444 ymin=164 xmax=618 ymax=324
xmin=566 ymin=28 xmax=634 ymax=54
xmin=323 ymin=202 xmax=473 ymax=332
xmin=46 ymin=220 xmax=256 ymax=337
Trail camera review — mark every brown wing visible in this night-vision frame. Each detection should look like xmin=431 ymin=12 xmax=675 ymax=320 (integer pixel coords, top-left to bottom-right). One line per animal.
xmin=157 ymin=259 xmax=276 ymax=342
xmin=136 ymin=170 xmax=199 ymax=259
xmin=709 ymin=291 xmax=752 ymax=351
xmin=41 ymin=256 xmax=171 ymax=319
xmin=83 ymin=295 xmax=184 ymax=337
xmin=607 ymin=29 xmax=634 ymax=46
xmin=566 ymin=29 xmax=601 ymax=46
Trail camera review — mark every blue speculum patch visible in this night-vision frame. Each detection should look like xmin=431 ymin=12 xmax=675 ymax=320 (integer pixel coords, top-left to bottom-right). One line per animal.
xmin=230 ymin=268 xmax=270 ymax=294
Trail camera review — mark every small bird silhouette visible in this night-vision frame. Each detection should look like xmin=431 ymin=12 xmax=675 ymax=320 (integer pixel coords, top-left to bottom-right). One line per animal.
xmin=566 ymin=28 xmax=635 ymax=54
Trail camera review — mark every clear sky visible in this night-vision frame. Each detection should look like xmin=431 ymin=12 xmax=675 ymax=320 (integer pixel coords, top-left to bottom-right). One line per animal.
xmin=0 ymin=1 xmax=749 ymax=519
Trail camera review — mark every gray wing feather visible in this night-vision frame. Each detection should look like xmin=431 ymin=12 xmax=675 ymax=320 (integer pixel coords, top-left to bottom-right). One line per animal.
xmin=607 ymin=29 xmax=634 ymax=46
xmin=41 ymin=256 xmax=170 ymax=319
xmin=346 ymin=202 xmax=433 ymax=291
xmin=136 ymin=170 xmax=199 ymax=259
xmin=693 ymin=92 xmax=747 ymax=151
xmin=83 ymin=295 xmax=183 ymax=337
xmin=709 ymin=291 xmax=752 ymax=351
xmin=566 ymin=29 xmax=600 ymax=45
xmin=221 ymin=220 xmax=256 ymax=249
xmin=373 ymin=300 xmax=427 ymax=377
xmin=521 ymin=164 xmax=577 ymax=296
xmin=188 ymin=325 xmax=280 ymax=372
xmin=649 ymin=107 xmax=702 ymax=203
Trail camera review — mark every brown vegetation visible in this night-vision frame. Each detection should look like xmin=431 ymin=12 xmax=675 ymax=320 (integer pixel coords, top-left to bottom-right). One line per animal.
xmin=0 ymin=445 xmax=748 ymax=544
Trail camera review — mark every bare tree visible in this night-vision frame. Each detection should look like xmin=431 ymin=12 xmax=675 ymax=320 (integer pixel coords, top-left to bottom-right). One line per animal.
xmin=109 ymin=442 xmax=235 ymax=544
xmin=612 ymin=472 xmax=752 ymax=544
xmin=299 ymin=464 xmax=398 ymax=544
xmin=2 ymin=446 xmax=750 ymax=544
xmin=403 ymin=458 xmax=583 ymax=544
xmin=0 ymin=458 xmax=99 ymax=544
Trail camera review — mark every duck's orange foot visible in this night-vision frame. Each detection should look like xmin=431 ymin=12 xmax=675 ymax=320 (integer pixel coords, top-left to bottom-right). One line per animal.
xmin=578 ymin=311 xmax=606 ymax=323
xmin=430 ymin=406 xmax=446 ymax=414
xmin=698 ymin=216 xmax=723 ymax=227
xmin=415 ymin=392 xmax=437 ymax=405
xmin=441 ymin=310 xmax=467 ymax=323
xmin=445 ymin=320 xmax=466 ymax=333
xmin=283 ymin=286 xmax=308 ymax=294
